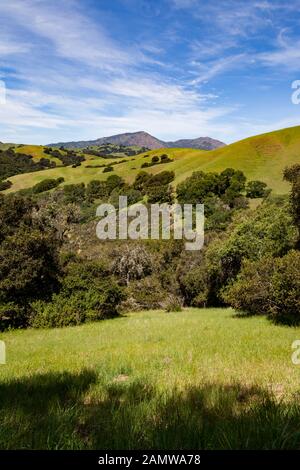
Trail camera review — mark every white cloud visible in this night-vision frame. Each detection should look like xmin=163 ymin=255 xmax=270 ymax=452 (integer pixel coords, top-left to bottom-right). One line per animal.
xmin=79 ymin=75 xmax=210 ymax=110
xmin=260 ymin=31 xmax=300 ymax=70
xmin=189 ymin=54 xmax=247 ymax=84
xmin=0 ymin=40 xmax=29 ymax=56
xmin=0 ymin=0 xmax=135 ymax=69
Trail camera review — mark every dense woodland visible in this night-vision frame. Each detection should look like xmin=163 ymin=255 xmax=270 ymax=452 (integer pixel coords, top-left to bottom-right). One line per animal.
xmin=0 ymin=160 xmax=299 ymax=331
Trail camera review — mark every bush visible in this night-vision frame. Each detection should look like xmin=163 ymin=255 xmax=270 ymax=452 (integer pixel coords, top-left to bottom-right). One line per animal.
xmin=284 ymin=164 xmax=300 ymax=247
xmin=0 ymin=303 xmax=27 ymax=331
xmin=164 ymin=294 xmax=183 ymax=312
xmin=103 ymin=166 xmax=113 ymax=173
xmin=145 ymin=171 xmax=175 ymax=188
xmin=177 ymin=256 xmax=209 ymax=307
xmin=152 ymin=156 xmax=159 ymax=163
xmin=269 ymin=250 xmax=300 ymax=325
xmin=86 ymin=180 xmax=108 ymax=202
xmin=106 ymin=175 xmax=125 ymax=194
xmin=32 ymin=177 xmax=64 ymax=194
xmin=109 ymin=187 xmax=142 ymax=207
xmin=222 ymin=256 xmax=275 ymax=316
xmin=0 ymin=194 xmax=34 ymax=242
xmin=246 ymin=180 xmax=270 ymax=198
xmin=133 ymin=171 xmax=151 ymax=192
xmin=0 ymin=180 xmax=12 ymax=191
xmin=147 ymin=184 xmax=174 ymax=204
xmin=177 ymin=169 xmax=246 ymax=206
xmin=63 ymin=183 xmax=85 ymax=204
xmin=112 ymin=244 xmax=153 ymax=285
xmin=30 ymin=261 xmax=126 ymax=328
xmin=0 ymin=226 xmax=61 ymax=329
xmin=127 ymin=276 xmax=165 ymax=310
xmin=223 ymin=251 xmax=300 ymax=325
xmin=178 ymin=199 xmax=297 ymax=308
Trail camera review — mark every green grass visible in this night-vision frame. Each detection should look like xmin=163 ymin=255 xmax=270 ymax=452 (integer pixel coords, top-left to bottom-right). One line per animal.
xmin=4 ymin=125 xmax=300 ymax=194
xmin=1 ymin=308 xmax=300 ymax=449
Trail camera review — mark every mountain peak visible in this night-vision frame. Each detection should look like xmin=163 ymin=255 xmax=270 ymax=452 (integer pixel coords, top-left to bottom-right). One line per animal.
xmin=47 ymin=131 xmax=226 ymax=150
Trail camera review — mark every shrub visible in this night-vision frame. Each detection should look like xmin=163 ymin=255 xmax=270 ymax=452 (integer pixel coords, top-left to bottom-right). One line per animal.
xmin=269 ymin=250 xmax=300 ymax=325
xmin=109 ymin=187 xmax=142 ymax=207
xmin=133 ymin=171 xmax=151 ymax=192
xmin=147 ymin=184 xmax=174 ymax=204
xmin=177 ymin=169 xmax=246 ymax=206
xmin=128 ymin=275 xmax=165 ymax=310
xmin=0 ymin=194 xmax=34 ymax=242
xmin=284 ymin=164 xmax=300 ymax=247
xmin=223 ymin=251 xmax=300 ymax=325
xmin=151 ymin=156 xmax=159 ymax=163
xmin=0 ymin=302 xmax=27 ymax=331
xmin=112 ymin=244 xmax=153 ymax=285
xmin=178 ymin=199 xmax=297 ymax=308
xmin=86 ymin=180 xmax=108 ymax=201
xmin=246 ymin=180 xmax=270 ymax=198
xmin=30 ymin=261 xmax=126 ymax=328
xmin=0 ymin=180 xmax=12 ymax=191
xmin=0 ymin=225 xmax=61 ymax=329
xmin=145 ymin=171 xmax=175 ymax=188
xmin=160 ymin=154 xmax=172 ymax=164
xmin=30 ymin=285 xmax=124 ymax=328
xmin=103 ymin=166 xmax=113 ymax=173
xmin=222 ymin=256 xmax=275 ymax=316
xmin=106 ymin=175 xmax=125 ymax=194
xmin=63 ymin=183 xmax=85 ymax=204
xmin=164 ymin=294 xmax=183 ymax=312
xmin=0 ymin=228 xmax=60 ymax=303
xmin=178 ymin=258 xmax=209 ymax=307
xmin=32 ymin=177 xmax=64 ymax=194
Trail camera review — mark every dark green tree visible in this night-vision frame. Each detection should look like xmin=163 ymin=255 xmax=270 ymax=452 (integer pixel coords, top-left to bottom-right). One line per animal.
xmin=284 ymin=164 xmax=300 ymax=248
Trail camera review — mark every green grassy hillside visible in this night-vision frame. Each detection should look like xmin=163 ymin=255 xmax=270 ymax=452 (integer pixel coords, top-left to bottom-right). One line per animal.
xmin=1 ymin=308 xmax=300 ymax=449
xmin=4 ymin=125 xmax=300 ymax=194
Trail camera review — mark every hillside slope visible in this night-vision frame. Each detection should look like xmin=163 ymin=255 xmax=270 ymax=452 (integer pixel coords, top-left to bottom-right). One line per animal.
xmin=4 ymin=125 xmax=300 ymax=194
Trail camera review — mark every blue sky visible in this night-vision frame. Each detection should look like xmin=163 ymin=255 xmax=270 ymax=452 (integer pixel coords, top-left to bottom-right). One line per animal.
xmin=0 ymin=0 xmax=300 ymax=144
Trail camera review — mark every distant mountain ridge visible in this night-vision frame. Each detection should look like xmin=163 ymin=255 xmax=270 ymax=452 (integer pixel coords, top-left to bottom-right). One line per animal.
xmin=47 ymin=131 xmax=226 ymax=150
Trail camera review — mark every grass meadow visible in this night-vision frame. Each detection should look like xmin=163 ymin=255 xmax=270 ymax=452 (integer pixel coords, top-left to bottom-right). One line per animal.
xmin=1 ymin=308 xmax=300 ymax=449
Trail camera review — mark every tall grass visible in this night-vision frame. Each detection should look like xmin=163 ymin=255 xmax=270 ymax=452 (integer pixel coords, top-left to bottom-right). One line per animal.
xmin=1 ymin=308 xmax=300 ymax=449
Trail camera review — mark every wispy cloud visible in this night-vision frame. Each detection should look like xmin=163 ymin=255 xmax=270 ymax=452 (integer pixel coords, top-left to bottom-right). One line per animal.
xmin=0 ymin=0 xmax=135 ymax=69
xmin=0 ymin=0 xmax=299 ymax=144
xmin=189 ymin=54 xmax=247 ymax=84
xmin=260 ymin=29 xmax=300 ymax=70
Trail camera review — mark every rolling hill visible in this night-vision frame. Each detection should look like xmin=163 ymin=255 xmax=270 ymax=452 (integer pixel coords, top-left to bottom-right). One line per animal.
xmin=3 ymin=125 xmax=300 ymax=194
xmin=47 ymin=131 xmax=226 ymax=150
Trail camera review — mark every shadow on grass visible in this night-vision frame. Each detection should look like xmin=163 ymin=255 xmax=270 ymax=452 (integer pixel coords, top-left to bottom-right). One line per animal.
xmin=0 ymin=369 xmax=97 ymax=449
xmin=1 ymin=371 xmax=300 ymax=449
xmin=82 ymin=382 xmax=300 ymax=450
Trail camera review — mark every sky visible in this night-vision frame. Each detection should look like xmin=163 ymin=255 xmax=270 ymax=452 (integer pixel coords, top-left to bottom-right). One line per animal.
xmin=0 ymin=0 xmax=300 ymax=145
